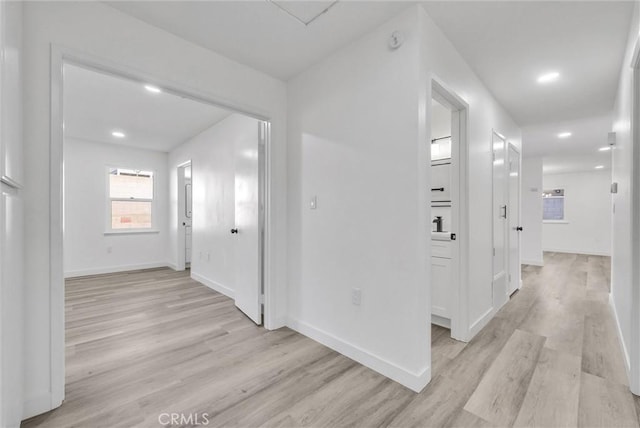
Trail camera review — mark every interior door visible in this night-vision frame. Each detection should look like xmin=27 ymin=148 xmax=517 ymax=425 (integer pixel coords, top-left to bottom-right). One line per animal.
xmin=492 ymin=131 xmax=508 ymax=307
xmin=233 ymin=120 xmax=265 ymax=325
xmin=184 ymin=165 xmax=192 ymax=265
xmin=507 ymin=144 xmax=521 ymax=296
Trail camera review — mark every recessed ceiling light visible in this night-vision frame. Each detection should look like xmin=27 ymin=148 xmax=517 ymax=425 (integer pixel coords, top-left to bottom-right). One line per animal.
xmin=595 ymin=165 xmax=604 ymax=169
xmin=144 ymin=85 xmax=161 ymax=94
xmin=599 ymin=146 xmax=611 ymax=151
xmin=111 ymin=131 xmax=126 ymax=138
xmin=558 ymin=132 xmax=572 ymax=138
xmin=537 ymin=72 xmax=560 ymax=84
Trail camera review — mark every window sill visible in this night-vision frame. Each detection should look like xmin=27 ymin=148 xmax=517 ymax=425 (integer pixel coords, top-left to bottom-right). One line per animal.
xmin=543 ymin=220 xmax=569 ymax=224
xmin=104 ymin=229 xmax=160 ymax=236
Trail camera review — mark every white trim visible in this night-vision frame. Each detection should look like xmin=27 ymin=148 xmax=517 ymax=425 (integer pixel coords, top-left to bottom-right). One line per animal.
xmin=105 ymin=165 xmax=157 ymax=233
xmin=430 ymin=77 xmax=470 ymax=344
xmin=64 ymin=262 xmax=169 ymax=279
xmin=287 ymin=317 xmax=431 ymax=393
xmin=542 ymin=248 xmax=611 ymax=257
xmin=522 ymin=259 xmax=544 ymax=267
xmin=628 ymin=35 xmax=640 ymax=395
xmin=609 ymin=293 xmax=631 ymax=379
xmin=543 ymin=220 xmax=569 ymax=224
xmin=22 ymin=393 xmax=55 ymax=420
xmin=431 ymin=314 xmax=451 ymax=329
xmin=190 ymin=272 xmax=235 ymax=300
xmin=49 ymin=45 xmax=277 ymax=416
xmin=468 ymin=306 xmax=495 ymax=339
xmin=103 ymin=229 xmax=160 ymax=236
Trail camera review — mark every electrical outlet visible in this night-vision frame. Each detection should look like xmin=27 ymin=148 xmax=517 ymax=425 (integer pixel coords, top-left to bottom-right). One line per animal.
xmin=352 ymin=288 xmax=361 ymax=306
xmin=106 ymin=246 xmax=112 ymax=254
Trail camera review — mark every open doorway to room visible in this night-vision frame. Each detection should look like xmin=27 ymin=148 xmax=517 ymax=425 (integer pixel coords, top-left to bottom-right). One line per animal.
xmin=492 ymin=132 xmax=523 ymax=309
xmin=51 ymin=54 xmax=271 ymax=408
xmin=176 ymin=161 xmax=193 ymax=271
xmin=429 ymin=80 xmax=469 ymax=373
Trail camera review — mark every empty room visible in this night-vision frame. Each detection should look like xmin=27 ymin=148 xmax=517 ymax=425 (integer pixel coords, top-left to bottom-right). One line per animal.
xmin=1 ymin=1 xmax=640 ymax=427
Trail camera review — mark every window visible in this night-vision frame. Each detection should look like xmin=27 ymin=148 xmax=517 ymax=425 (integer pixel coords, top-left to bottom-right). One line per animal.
xmin=108 ymin=168 xmax=154 ymax=230
xmin=543 ymin=188 xmax=565 ymax=221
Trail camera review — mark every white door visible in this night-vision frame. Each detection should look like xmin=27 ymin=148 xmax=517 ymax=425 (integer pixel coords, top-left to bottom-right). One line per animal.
xmin=184 ymin=165 xmax=192 ymax=265
xmin=492 ymin=131 xmax=508 ymax=308
xmin=233 ymin=120 xmax=265 ymax=325
xmin=507 ymin=144 xmax=521 ymax=296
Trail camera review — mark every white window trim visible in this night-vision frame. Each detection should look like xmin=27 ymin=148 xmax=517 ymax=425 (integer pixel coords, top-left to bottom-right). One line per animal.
xmin=542 ymin=189 xmax=566 ymax=222
xmin=105 ymin=166 xmax=157 ymax=233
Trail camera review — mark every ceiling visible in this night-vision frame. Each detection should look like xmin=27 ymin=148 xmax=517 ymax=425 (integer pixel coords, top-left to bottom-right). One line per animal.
xmin=106 ymin=1 xmax=413 ymax=81
xmin=422 ymin=1 xmax=633 ymax=127
xmin=102 ymin=1 xmax=634 ymax=172
xmin=422 ymin=1 xmax=633 ymax=173
xmin=64 ymin=63 xmax=231 ymax=152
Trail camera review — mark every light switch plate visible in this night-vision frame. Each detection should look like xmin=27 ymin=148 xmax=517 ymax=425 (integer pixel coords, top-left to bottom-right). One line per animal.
xmin=310 ymin=196 xmax=317 ymax=210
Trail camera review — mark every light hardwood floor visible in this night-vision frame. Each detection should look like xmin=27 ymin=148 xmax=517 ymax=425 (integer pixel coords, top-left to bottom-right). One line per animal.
xmin=22 ymin=252 xmax=639 ymax=427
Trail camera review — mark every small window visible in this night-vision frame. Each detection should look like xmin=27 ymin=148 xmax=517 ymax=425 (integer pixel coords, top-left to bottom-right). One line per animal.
xmin=543 ymin=188 xmax=565 ymax=221
xmin=108 ymin=168 xmax=154 ymax=230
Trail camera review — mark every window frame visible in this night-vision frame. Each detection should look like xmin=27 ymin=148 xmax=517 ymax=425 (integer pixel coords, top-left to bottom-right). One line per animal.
xmin=542 ymin=188 xmax=568 ymax=223
xmin=104 ymin=166 xmax=159 ymax=234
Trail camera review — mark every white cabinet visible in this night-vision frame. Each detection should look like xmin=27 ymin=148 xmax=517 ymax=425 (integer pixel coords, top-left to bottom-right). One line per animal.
xmin=0 ymin=1 xmax=23 ymax=186
xmin=431 ymin=162 xmax=451 ymax=202
xmin=431 ymin=256 xmax=451 ymax=319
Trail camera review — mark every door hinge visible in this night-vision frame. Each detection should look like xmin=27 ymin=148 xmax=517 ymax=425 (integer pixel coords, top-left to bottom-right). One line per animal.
xmin=260 ymin=294 xmax=265 ymax=304
xmin=493 ymin=248 xmax=496 ymax=256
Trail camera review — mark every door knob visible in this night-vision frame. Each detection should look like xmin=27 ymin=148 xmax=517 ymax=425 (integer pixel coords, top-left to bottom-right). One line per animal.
xmin=231 ymin=228 xmax=238 ymax=234
xmin=516 ymin=226 xmax=523 ymax=231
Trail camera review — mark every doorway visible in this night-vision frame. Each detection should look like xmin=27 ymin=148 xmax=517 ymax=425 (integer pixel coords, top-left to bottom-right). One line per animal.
xmin=50 ymin=49 xmax=272 ymax=407
xmin=177 ymin=161 xmax=192 ymax=271
xmin=429 ymin=79 xmax=469 ymax=353
xmin=492 ymin=132 xmax=522 ymax=308
xmin=492 ymin=131 xmax=508 ymax=309
xmin=507 ymin=143 xmax=522 ymax=296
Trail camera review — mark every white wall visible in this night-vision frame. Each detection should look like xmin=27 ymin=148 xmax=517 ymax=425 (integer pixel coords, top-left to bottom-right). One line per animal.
xmin=64 ymin=138 xmax=169 ymax=277
xmin=286 ymin=5 xmax=520 ymax=393
xmin=542 ymin=170 xmax=612 ymax=256
xmin=418 ymin=9 xmax=521 ymax=330
xmin=521 ymin=157 xmax=543 ymax=265
xmin=168 ymin=114 xmax=259 ymax=298
xmin=611 ymin=1 xmax=640 ymax=392
xmin=22 ymin=1 xmax=287 ymax=419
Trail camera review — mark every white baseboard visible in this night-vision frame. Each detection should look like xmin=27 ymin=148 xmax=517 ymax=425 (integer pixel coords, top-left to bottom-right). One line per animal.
xmin=286 ymin=317 xmax=431 ymax=393
xmin=431 ymin=314 xmax=451 ymax=329
xmin=190 ymin=272 xmax=234 ymax=299
xmin=609 ymin=293 xmax=631 ymax=382
xmin=266 ymin=316 xmax=287 ymax=331
xmin=542 ymin=248 xmax=611 ymax=257
xmin=22 ymin=393 xmax=54 ymax=421
xmin=468 ymin=306 xmax=495 ymax=340
xmin=522 ymin=259 xmax=544 ymax=266
xmin=64 ymin=261 xmax=169 ymax=278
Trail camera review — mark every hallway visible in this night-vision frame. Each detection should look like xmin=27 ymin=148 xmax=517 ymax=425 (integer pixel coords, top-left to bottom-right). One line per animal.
xmin=20 ymin=252 xmax=635 ymax=427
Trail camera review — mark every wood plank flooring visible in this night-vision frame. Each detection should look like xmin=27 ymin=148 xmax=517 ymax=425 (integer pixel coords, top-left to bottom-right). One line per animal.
xmin=22 ymin=252 xmax=640 ymax=427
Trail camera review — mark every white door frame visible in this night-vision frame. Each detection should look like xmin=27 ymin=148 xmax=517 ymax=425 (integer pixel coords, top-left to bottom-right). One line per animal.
xmin=176 ymin=160 xmax=192 ymax=271
xmin=628 ymin=37 xmax=640 ymax=395
xmin=431 ymin=78 xmax=469 ymax=342
xmin=492 ymin=130 xmax=509 ymax=312
xmin=50 ymin=45 xmax=274 ymax=407
xmin=507 ymin=142 xmax=522 ymax=296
